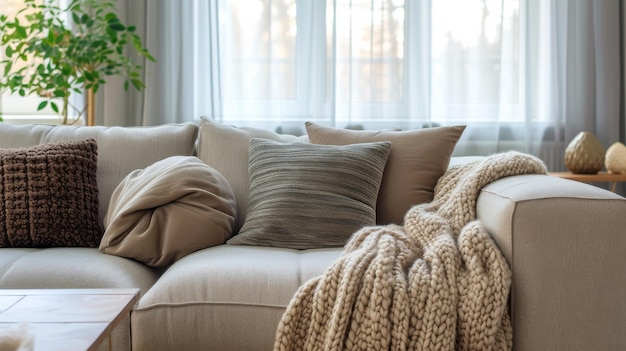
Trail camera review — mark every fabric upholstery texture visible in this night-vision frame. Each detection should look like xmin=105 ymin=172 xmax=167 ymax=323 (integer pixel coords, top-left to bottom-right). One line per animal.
xmin=306 ymin=122 xmax=465 ymax=225
xmin=100 ymin=156 xmax=237 ymax=267
xmin=0 ymin=122 xmax=199 ymax=224
xmin=196 ymin=117 xmax=307 ymax=232
xmin=132 ymin=245 xmax=341 ymax=351
xmin=0 ymin=247 xmax=161 ymax=293
xmin=0 ymin=139 xmax=100 ymax=247
xmin=227 ymin=139 xmax=391 ymax=249
xmin=477 ymin=174 xmax=626 ymax=351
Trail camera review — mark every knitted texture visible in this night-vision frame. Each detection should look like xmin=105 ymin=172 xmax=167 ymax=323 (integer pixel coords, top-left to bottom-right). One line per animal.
xmin=0 ymin=139 xmax=100 ymax=247
xmin=274 ymin=151 xmax=547 ymax=351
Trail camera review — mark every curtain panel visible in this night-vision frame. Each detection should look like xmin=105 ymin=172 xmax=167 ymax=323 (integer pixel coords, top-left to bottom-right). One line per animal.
xmin=101 ymin=0 xmax=623 ymax=172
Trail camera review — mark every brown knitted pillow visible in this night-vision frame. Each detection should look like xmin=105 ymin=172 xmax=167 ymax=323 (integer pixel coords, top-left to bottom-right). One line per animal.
xmin=0 ymin=139 xmax=100 ymax=247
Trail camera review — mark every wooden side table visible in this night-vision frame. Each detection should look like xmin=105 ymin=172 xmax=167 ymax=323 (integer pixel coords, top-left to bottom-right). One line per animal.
xmin=550 ymin=171 xmax=626 ymax=192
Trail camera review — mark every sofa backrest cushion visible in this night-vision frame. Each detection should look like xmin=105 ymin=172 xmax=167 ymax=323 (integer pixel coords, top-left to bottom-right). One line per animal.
xmin=0 ymin=122 xmax=199 ymax=225
xmin=306 ymin=122 xmax=466 ymax=225
xmin=196 ymin=117 xmax=308 ymax=232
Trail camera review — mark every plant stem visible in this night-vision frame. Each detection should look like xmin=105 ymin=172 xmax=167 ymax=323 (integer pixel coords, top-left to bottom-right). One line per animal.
xmin=62 ymin=95 xmax=69 ymax=125
xmin=87 ymin=88 xmax=95 ymax=126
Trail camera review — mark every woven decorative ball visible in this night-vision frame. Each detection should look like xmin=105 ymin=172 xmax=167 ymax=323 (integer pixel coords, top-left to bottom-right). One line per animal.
xmin=605 ymin=142 xmax=626 ymax=174
xmin=564 ymin=131 xmax=605 ymax=174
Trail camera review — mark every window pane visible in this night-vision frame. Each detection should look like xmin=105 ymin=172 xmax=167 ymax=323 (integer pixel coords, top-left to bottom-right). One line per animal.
xmin=431 ymin=0 xmax=520 ymax=105
xmin=220 ymin=0 xmax=297 ymax=100
xmin=327 ymin=0 xmax=405 ymax=103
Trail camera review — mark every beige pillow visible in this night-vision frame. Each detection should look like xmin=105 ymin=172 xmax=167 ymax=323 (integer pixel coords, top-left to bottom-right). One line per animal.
xmin=306 ymin=122 xmax=465 ymax=225
xmin=0 ymin=139 xmax=100 ymax=247
xmin=100 ymin=156 xmax=236 ymax=267
xmin=196 ymin=117 xmax=307 ymax=232
xmin=227 ymin=139 xmax=391 ymax=249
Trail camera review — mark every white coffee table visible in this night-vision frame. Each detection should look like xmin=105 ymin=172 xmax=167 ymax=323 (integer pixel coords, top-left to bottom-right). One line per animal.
xmin=0 ymin=289 xmax=139 ymax=351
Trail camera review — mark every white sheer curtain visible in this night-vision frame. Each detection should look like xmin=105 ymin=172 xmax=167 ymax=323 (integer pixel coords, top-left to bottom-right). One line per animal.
xmin=102 ymin=0 xmax=622 ymax=171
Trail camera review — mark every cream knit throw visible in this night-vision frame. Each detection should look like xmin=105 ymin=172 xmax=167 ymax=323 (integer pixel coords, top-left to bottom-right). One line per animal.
xmin=274 ymin=151 xmax=547 ymax=351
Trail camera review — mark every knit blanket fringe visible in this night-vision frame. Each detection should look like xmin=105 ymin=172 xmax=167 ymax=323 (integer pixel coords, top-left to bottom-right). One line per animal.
xmin=274 ymin=151 xmax=548 ymax=351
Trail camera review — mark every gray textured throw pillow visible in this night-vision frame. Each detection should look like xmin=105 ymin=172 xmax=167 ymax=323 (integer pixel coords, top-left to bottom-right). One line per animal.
xmin=227 ymin=138 xmax=391 ymax=249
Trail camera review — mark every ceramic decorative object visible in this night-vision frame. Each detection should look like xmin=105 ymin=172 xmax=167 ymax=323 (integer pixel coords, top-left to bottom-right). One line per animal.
xmin=564 ymin=131 xmax=605 ymax=174
xmin=605 ymin=142 xmax=626 ymax=174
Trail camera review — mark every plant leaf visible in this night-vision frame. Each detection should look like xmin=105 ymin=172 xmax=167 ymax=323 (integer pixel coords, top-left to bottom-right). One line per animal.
xmin=109 ymin=23 xmax=125 ymax=31
xmin=130 ymin=78 xmax=143 ymax=90
xmin=50 ymin=101 xmax=59 ymax=113
xmin=54 ymin=75 xmax=65 ymax=86
xmin=15 ymin=27 xmax=27 ymax=39
xmin=4 ymin=61 xmax=12 ymax=76
xmin=55 ymin=32 xmax=64 ymax=44
xmin=61 ymin=65 xmax=71 ymax=75
xmin=37 ymin=100 xmax=48 ymax=110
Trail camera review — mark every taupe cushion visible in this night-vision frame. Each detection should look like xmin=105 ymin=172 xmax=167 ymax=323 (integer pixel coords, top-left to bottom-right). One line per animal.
xmin=306 ymin=122 xmax=465 ymax=224
xmin=227 ymin=139 xmax=391 ymax=249
xmin=0 ymin=139 xmax=100 ymax=247
xmin=196 ymin=117 xmax=307 ymax=232
xmin=100 ymin=156 xmax=237 ymax=267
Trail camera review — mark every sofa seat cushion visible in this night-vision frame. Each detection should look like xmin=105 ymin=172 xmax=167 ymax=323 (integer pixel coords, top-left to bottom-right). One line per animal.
xmin=132 ymin=244 xmax=341 ymax=351
xmin=0 ymin=248 xmax=161 ymax=295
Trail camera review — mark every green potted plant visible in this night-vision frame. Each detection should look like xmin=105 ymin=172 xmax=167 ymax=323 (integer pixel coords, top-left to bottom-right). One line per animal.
xmin=0 ymin=0 xmax=154 ymax=125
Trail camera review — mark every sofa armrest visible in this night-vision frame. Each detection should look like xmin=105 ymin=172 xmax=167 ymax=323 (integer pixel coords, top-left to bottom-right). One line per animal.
xmin=477 ymin=174 xmax=626 ymax=351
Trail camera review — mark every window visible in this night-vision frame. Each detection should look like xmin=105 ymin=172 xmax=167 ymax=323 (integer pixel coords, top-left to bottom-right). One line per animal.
xmin=212 ymin=0 xmax=523 ymax=130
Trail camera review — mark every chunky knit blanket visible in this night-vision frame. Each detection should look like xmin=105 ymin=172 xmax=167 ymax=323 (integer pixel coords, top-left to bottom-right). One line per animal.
xmin=274 ymin=151 xmax=547 ymax=351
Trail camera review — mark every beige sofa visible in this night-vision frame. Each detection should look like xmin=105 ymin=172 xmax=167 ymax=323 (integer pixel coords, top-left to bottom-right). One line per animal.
xmin=0 ymin=120 xmax=624 ymax=351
